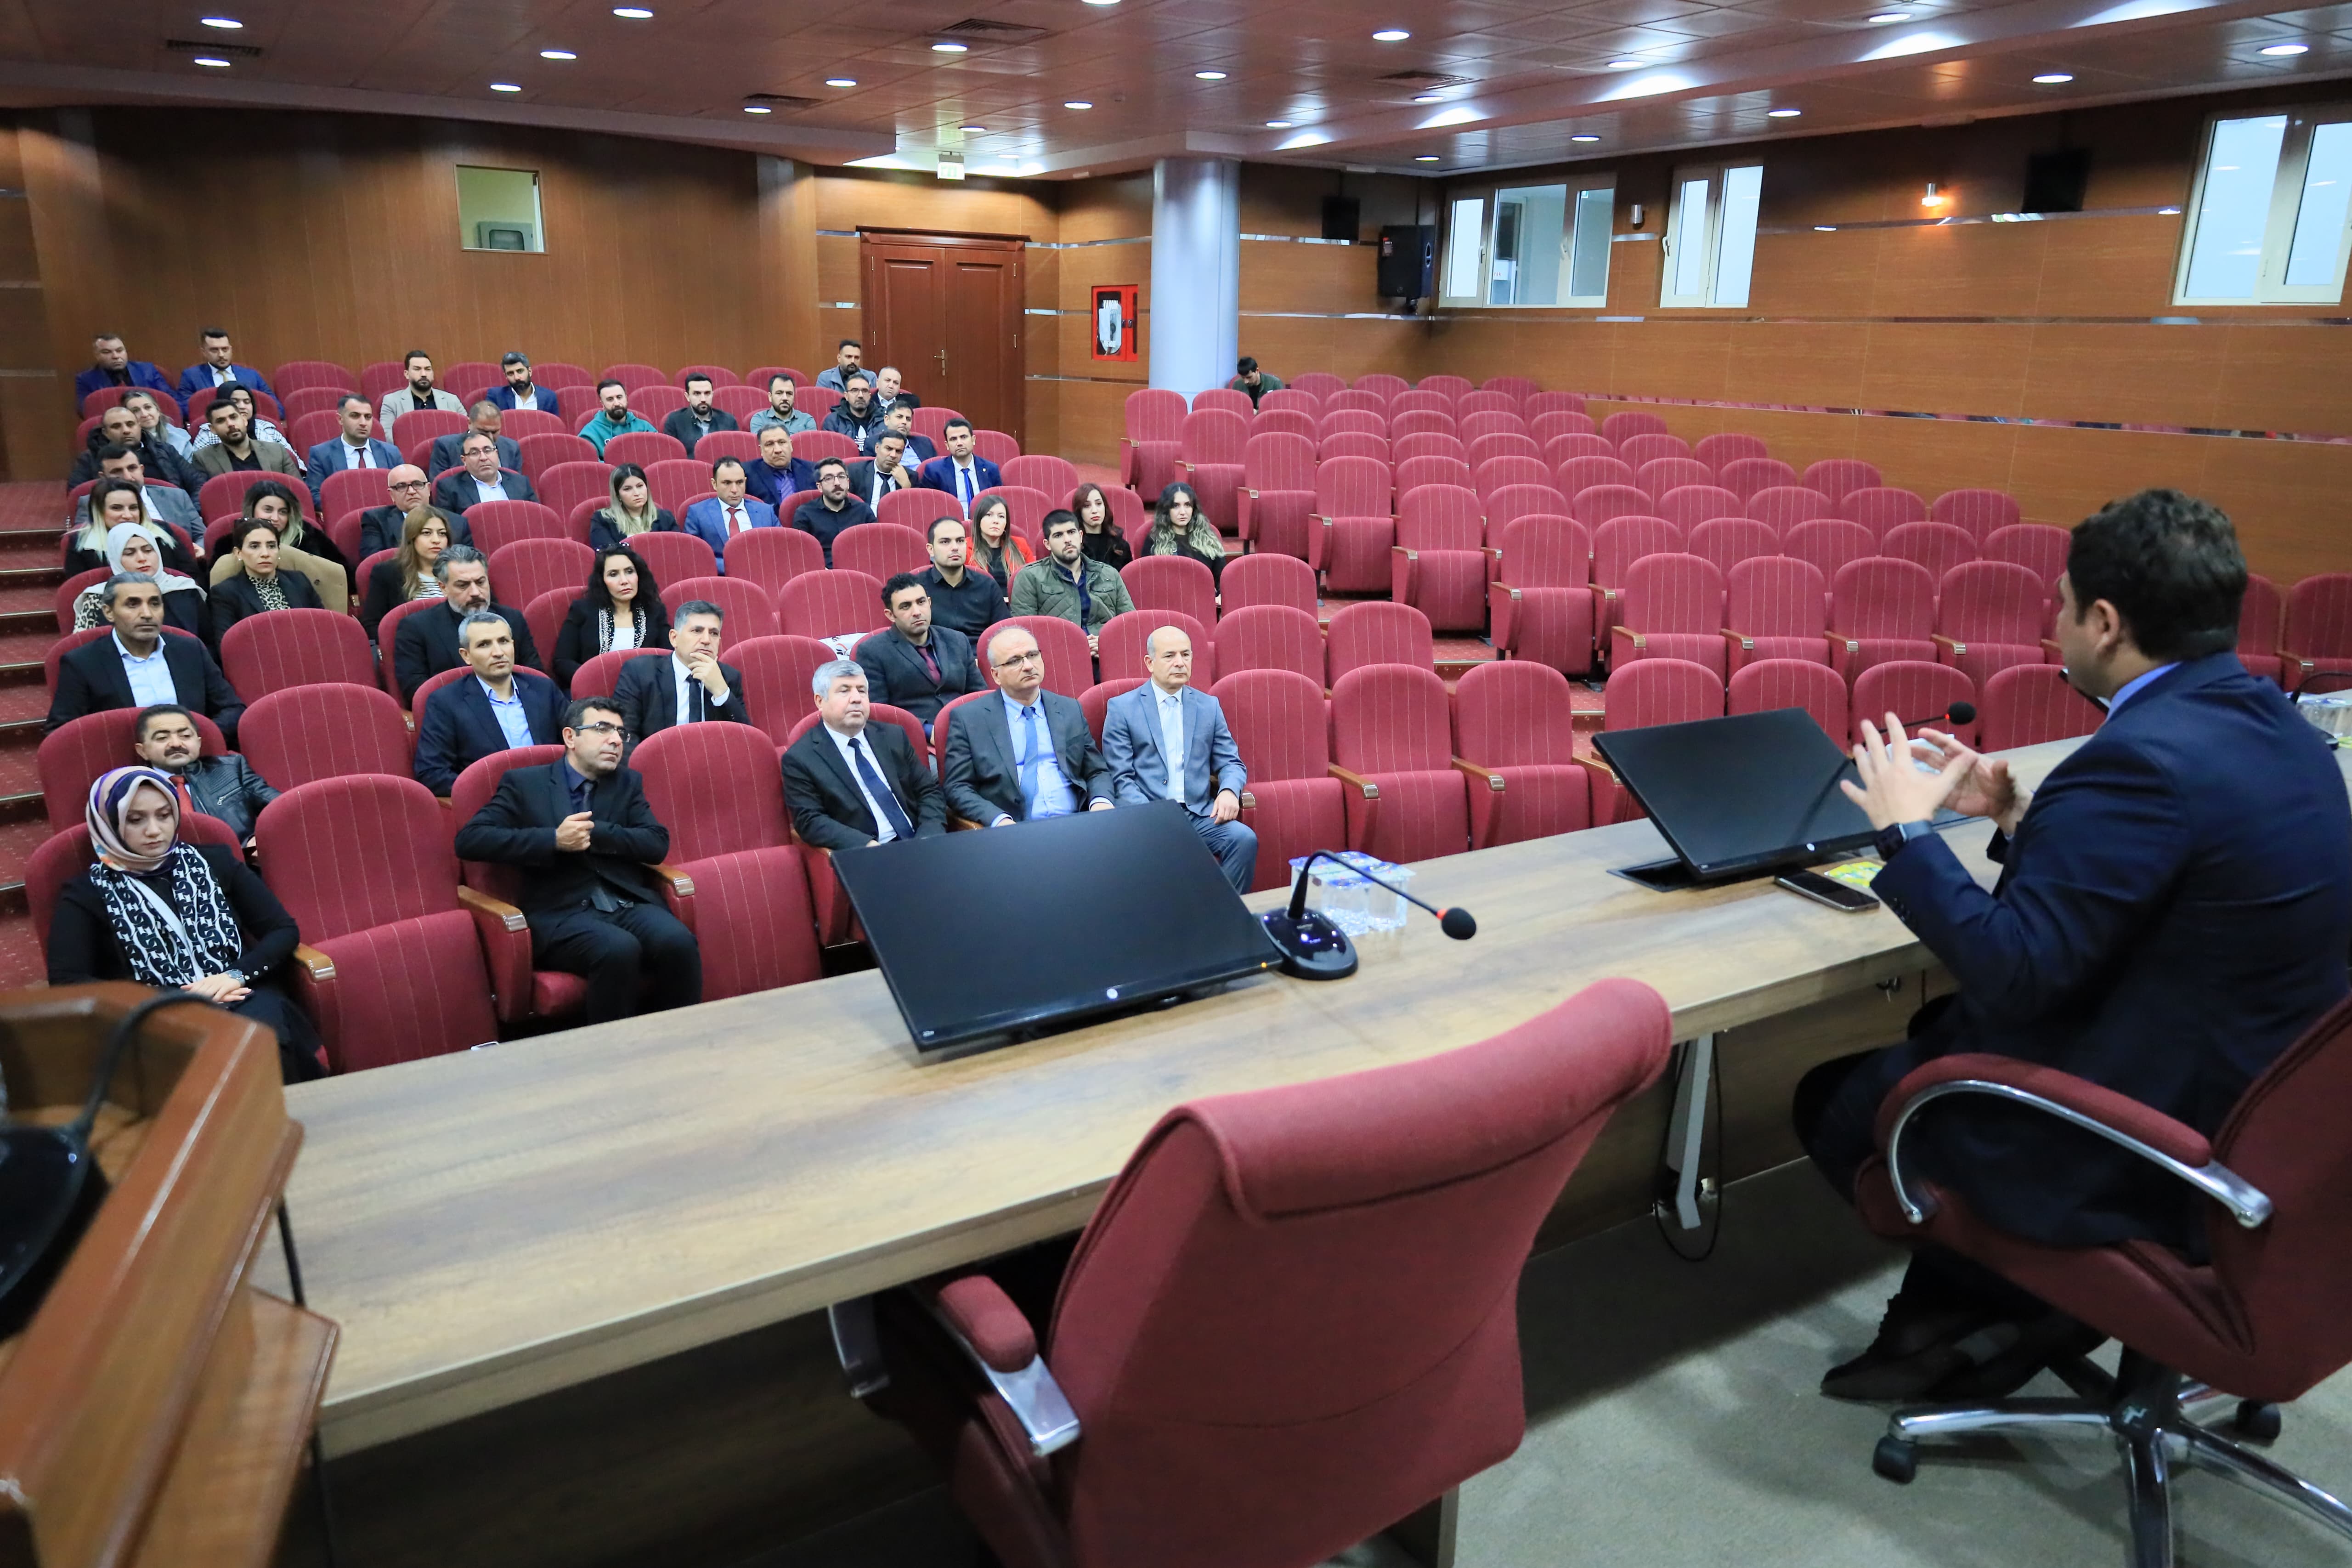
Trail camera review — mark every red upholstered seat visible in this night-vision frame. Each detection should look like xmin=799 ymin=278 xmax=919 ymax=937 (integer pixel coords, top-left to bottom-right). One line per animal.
xmin=1310 ymin=455 xmax=1396 ymax=594
xmin=973 ymin=485 xmax=1052 ymax=554
xmin=1451 ymin=660 xmax=1591 ymax=847
xmin=1482 ymin=483 xmax=1572 ymax=537
xmin=2239 ymin=572 xmax=2284 ymax=686
xmin=1001 ymin=454 xmax=1078 ymax=499
xmin=1320 ymin=408 xmax=1384 ymax=440
xmin=1539 ymin=429 xmax=1608 ymax=465
xmin=320 ymin=467 xmax=391 ymax=520
xmin=877 ymin=488 xmax=964 ymax=535
xmin=694 ymin=430 xmax=760 ymax=468
xmin=1328 ymin=663 xmax=1470 ymax=863
xmin=1354 ymin=371 xmax=1408 ymax=402
xmin=52 ymin=568 xmax=106 ymax=634
xmin=521 ymin=441 xmax=602 ymax=488
xmin=1783 ymin=518 xmax=1879 ymax=585
xmin=28 ymin=815 xmax=241 ymax=965
xmin=1729 ymin=657 xmax=1849 ymax=744
xmin=443 ymin=362 xmax=501 ymax=402
xmin=1593 ymin=657 xmax=1724 ymax=823
xmin=273 ymin=360 xmax=358 ymax=396
xmin=1840 ymin=486 xmax=1929 ymax=541
xmin=623 ymin=529 xmax=719 ymax=590
xmin=449 ymin=743 xmax=587 ymax=1024
xmin=793 ymin=429 xmax=859 ymax=466
xmin=1391 ymin=417 xmax=1461 ymax=450
xmin=1746 ymin=484 xmax=1837 ymax=534
xmin=1250 ymin=408 xmax=1316 ymax=442
xmin=673 ymin=363 xmax=741 ymax=389
xmin=831 ymin=523 xmax=930 ymax=584
xmin=2283 ymin=573 xmax=2352 ymax=690
xmin=1212 ymin=605 xmax=1324 ymax=684
xmin=1258 ymin=388 xmax=1321 ymax=418
xmin=1490 ymin=515 xmax=1594 ymax=678
xmin=1696 ymin=432 xmax=1768 ymax=474
xmin=1828 ymin=557 xmax=1939 ymax=680
xmin=600 ymin=362 xmax=669 ymax=393
xmin=1525 ymin=390 xmax=1588 ymax=420
xmin=1976 ymin=662 xmax=2102 ymax=750
xmin=1121 ymin=554 xmax=1218 ymax=634
xmin=668 ymin=844 xmax=823 ymax=1000
xmin=1218 ymin=552 xmax=1318 ymax=617
xmin=488 ymin=538 xmax=594 ymax=611
xmin=218 ymin=607 xmax=375 ymax=698
xmin=863 ymin=978 xmax=1668 ymax=1568
xmin=1395 ymin=453 xmax=1472 ymax=497
xmin=38 ymin=709 xmax=227 ymax=832
xmin=1460 ymin=398 xmax=1524 ymax=429
xmin=1121 ymin=388 xmax=1186 ymax=496
xmin=1077 ymin=679 xmax=1145 ymax=745
xmin=1470 ymin=455 xmax=1551 ymax=501
xmin=1849 ymin=660 xmax=1976 ymax=746
xmin=1418 ymin=372 xmax=1476 ymax=402
xmin=1179 ymin=408 xmax=1249 ymax=529
xmin=1625 ymin=436 xmax=1698 ymax=476
xmin=1930 ymin=487 xmax=2021 ymax=541
xmin=254 ymin=774 xmax=500 ymax=1071
xmin=1590 ymin=514 xmax=1683 ymax=649
xmin=467 ymin=499 xmax=569 ymax=556
xmin=1687 ymin=516 xmax=1780 ymax=576
xmin=1191 ymin=386 xmax=1252 ymax=419
xmin=978 ymin=615 xmax=1092 ymax=698
xmin=644 ymin=458 xmax=711 ymax=515
xmin=1317 ymin=430 xmax=1389 ymax=466
xmin=1212 ymin=668 xmax=1340 ymax=892
xmin=1724 ymin=555 xmax=1830 ymax=674
xmin=1602 ymin=410 xmax=1669 ymax=444
xmin=1290 ymin=372 xmax=1346 ymax=401
xmin=1391 ymin=484 xmax=1489 ymax=633
xmin=1571 ymin=481 xmax=1654 ymax=531
xmin=1465 ymin=433 xmax=1538 ymax=469
xmin=1096 ymin=609 xmax=1211 ymax=684
xmin=199 ymin=470 xmax=316 ymax=524
xmin=523 ymin=590 xmax=572 ymax=678
xmin=1656 ymin=483 xmax=1744 ymax=534
xmin=359 ymin=362 xmax=407 ymax=404
xmin=390 ymin=408 xmax=466 ymax=459
xmin=1611 ymin=552 xmax=1728 ymax=679
xmin=662 ymin=575 xmax=778 ymax=651
xmin=1802 ymin=458 xmax=1882 ymax=504
xmin=744 ymin=366 xmax=809 ymax=398
xmin=1881 ymin=521 xmax=1978 ymax=582
xmin=1983 ymin=523 xmax=2069 ymax=591
xmin=46 ymin=626 xmax=202 ymax=696
xmin=632 ymin=719 xmax=790 ymax=853
xmin=1326 ymin=600 xmax=1434 ymax=683
xmin=1718 ymin=456 xmax=1798 ymax=501
xmin=629 ymin=389 xmax=689 ymax=423
xmin=1934 ymin=560 xmax=2048 ymax=688
xmin=240 ymin=683 xmax=412 ymax=791
xmin=731 ymin=634 xmax=839 ymax=743
xmin=1484 ymin=374 xmax=1545 ymax=403
xmin=1237 ymin=431 xmax=1316 ymax=560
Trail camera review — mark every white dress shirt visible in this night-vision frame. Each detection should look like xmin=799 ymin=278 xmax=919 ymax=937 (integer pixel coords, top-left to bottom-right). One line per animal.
xmin=672 ymin=652 xmax=730 ymax=724
xmin=115 ymin=632 xmax=178 ymax=707
xmin=339 ymin=437 xmax=375 ymax=470
xmin=1155 ymin=685 xmax=1188 ymax=803
xmin=512 ymin=388 xmax=539 ymax=411
xmin=826 ymin=722 xmax=903 ymax=843
xmin=720 ymin=500 xmax=749 ymax=536
xmin=466 ymin=472 xmax=510 ymax=505
xmin=947 ymin=459 xmax=982 ymax=510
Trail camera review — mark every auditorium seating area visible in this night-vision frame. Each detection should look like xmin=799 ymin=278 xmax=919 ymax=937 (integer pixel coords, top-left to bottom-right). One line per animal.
xmin=16 ymin=355 xmax=2344 ymax=1067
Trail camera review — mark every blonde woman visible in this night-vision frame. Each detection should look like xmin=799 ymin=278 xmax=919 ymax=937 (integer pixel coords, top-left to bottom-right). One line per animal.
xmin=359 ymin=508 xmax=451 ymax=642
xmin=1144 ymin=481 xmax=1226 ymax=585
xmin=589 ymin=463 xmax=676 ymax=550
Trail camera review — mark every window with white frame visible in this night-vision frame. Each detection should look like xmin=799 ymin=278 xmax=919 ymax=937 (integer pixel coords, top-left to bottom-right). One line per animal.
xmin=2175 ymin=108 xmax=2352 ymax=305
xmin=1438 ymin=176 xmax=1615 ymax=308
xmin=1660 ymin=163 xmax=1763 ymax=309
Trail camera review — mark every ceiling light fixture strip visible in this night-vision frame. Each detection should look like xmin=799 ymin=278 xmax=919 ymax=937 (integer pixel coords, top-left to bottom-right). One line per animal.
xmin=1764 ymin=202 xmax=2183 ymax=234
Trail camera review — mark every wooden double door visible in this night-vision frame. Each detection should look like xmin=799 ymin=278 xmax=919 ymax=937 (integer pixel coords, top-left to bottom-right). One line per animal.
xmin=859 ymin=232 xmax=1025 ymax=446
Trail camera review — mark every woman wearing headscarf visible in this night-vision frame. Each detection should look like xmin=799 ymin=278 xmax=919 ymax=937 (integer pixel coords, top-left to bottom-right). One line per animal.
xmin=73 ymin=516 xmax=210 ymax=640
xmin=46 ymin=766 xmax=325 ymax=1082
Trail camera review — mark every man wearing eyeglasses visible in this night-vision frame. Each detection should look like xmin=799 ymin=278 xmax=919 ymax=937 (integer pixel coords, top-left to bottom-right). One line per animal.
xmin=940 ymin=624 xmax=1115 ymax=828
xmin=456 ymin=695 xmax=701 ymax=1023
xmin=357 ymin=465 xmax=471 ymax=556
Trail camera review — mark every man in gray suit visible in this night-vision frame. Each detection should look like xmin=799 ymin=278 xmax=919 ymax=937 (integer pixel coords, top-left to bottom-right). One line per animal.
xmin=941 ymin=624 xmax=1114 ymax=826
xmin=377 ymin=349 xmax=463 ymax=442
xmin=1100 ymin=625 xmax=1256 ymax=891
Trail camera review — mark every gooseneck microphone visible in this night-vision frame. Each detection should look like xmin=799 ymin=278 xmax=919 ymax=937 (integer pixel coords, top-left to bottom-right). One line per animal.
xmin=1264 ymin=850 xmax=1477 ymax=980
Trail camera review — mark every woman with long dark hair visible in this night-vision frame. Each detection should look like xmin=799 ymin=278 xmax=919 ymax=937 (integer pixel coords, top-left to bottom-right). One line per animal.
xmin=967 ymin=494 xmax=1033 ymax=594
xmin=1143 ymin=481 xmax=1226 ymax=585
xmin=359 ymin=507 xmax=451 ymax=642
xmin=1070 ymin=482 xmax=1132 ymax=570
xmin=554 ymin=545 xmax=669 ymax=691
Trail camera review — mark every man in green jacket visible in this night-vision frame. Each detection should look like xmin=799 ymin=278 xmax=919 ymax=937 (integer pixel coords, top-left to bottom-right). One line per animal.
xmin=1227 ymin=356 xmax=1284 ymax=408
xmin=1010 ymin=510 xmax=1135 ymax=657
xmin=578 ymin=379 xmax=657 ymax=457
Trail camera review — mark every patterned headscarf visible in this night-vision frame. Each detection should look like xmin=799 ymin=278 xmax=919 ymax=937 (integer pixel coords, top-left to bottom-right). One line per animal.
xmin=87 ymin=765 xmax=181 ymax=873
xmin=84 ymin=766 xmax=243 ymax=987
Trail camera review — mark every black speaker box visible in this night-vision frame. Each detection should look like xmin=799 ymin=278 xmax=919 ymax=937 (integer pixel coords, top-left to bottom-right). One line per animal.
xmin=1377 ymin=224 xmax=1436 ymax=299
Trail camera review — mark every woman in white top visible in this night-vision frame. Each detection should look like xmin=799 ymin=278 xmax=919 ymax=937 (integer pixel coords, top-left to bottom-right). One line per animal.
xmin=73 ymin=513 xmax=210 ymax=639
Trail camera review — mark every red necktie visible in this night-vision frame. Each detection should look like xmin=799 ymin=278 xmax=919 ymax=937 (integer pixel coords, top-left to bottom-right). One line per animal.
xmin=171 ymin=775 xmax=195 ymax=817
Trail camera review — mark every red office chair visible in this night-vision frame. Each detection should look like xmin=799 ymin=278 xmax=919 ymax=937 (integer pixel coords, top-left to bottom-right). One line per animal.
xmin=1849 ymin=661 xmax=1976 ymax=746
xmin=1696 ymin=432 xmax=1769 ymax=474
xmin=1840 ymin=486 xmax=1929 ymax=540
xmin=1934 ymin=560 xmax=2049 ymax=689
xmin=1590 ymin=658 xmax=1724 ymax=822
xmin=1882 ymin=521 xmax=1978 ymax=582
xmin=1309 ymin=456 xmax=1396 ymax=595
xmin=1829 ymin=558 xmax=1939 ymax=680
xmin=1719 ymin=456 xmax=1798 ymax=502
xmin=1687 ymin=516 xmax=1780 ymax=577
xmin=2282 ymin=574 xmax=2352 ymax=690
xmin=1391 ymin=484 xmax=1489 ymax=633
xmin=518 ymin=436 xmax=600 ymax=484
xmin=831 ymin=523 xmax=930 ymax=584
xmin=1328 ymin=663 xmax=1470 ymax=863
xmin=1212 ymin=605 xmax=1324 ymax=684
xmin=320 ymin=467 xmax=391 ymax=521
xmin=622 ymin=529 xmax=720 ymax=590
xmin=1451 ymin=660 xmax=1592 ymax=848
xmin=1724 ymin=555 xmax=1831 ymax=675
xmin=1634 ymin=457 xmax=1712 ymax=502
xmin=1208 ymin=668 xmax=1340 ymax=892
xmin=1219 ymin=552 xmax=1318 ymax=617
xmin=1930 ymin=487 xmax=2021 ymax=542
xmin=856 ymin=978 xmax=1670 ymax=1568
xmin=1096 ymin=610 xmax=1212 ymax=684
xmin=466 ymin=499 xmax=567 ymax=556
xmin=1590 ymin=514 xmax=1683 ymax=650
xmin=239 ymin=683 xmax=411 ymax=791
xmin=1729 ymin=657 xmax=1850 ymax=745
xmin=1490 ymin=515 xmax=1594 ymax=678
xmin=1121 ymin=388 xmax=1186 ymax=496
xmin=218 ymin=607 xmax=376 ymax=698
xmin=1121 ymin=555 xmax=1219 ymax=634
xmin=37 ymin=709 xmax=227 ymax=833
xmin=1974 ymin=662 xmax=2101 ymax=750
xmin=730 ymin=634 xmax=838 ymax=743
xmin=2239 ymin=573 xmax=2285 ymax=686
xmin=1611 ymin=553 xmax=1729 ymax=679
xmin=488 ymin=538 xmax=594 ymax=611
xmin=27 ymin=815 xmax=241 ymax=965
xmin=1802 ymin=459 xmax=1883 ymax=504
xmin=1851 ymin=996 xmax=2352 ymax=1563
xmin=1237 ymin=431 xmax=1317 ymax=560
xmin=1784 ymin=519 xmax=1880 ymax=585
xmin=1602 ymin=410 xmax=1669 ymax=445
xmin=662 ymin=576 xmax=778 ymax=651
xmin=254 ymin=775 xmax=502 ymax=1071
xmin=1326 ymin=600 xmax=1434 ymax=684
xmin=1003 ymin=454 xmax=1079 ymax=499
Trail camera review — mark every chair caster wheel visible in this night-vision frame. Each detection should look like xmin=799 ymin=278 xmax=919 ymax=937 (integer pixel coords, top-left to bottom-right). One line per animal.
xmin=1873 ymin=1435 xmax=1918 ymax=1484
xmin=2233 ymin=1401 xmax=2282 ymax=1443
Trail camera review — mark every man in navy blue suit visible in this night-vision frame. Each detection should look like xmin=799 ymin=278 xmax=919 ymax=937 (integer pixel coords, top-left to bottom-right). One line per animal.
xmin=916 ymin=418 xmax=1001 ymax=512
xmin=483 ymin=352 xmax=561 ymax=419
xmin=1799 ymin=488 xmax=2352 ymax=1402
xmin=679 ymin=458 xmax=780 ymax=572
xmin=304 ymin=395 xmax=401 ymax=508
xmin=75 ymin=333 xmax=178 ymax=411
xmin=413 ymin=610 xmax=566 ymax=794
xmin=176 ymin=328 xmax=277 ymax=408
xmin=742 ymin=425 xmax=816 ymax=515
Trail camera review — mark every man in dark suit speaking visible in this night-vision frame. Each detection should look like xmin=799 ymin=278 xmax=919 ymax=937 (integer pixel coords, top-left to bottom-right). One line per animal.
xmin=1799 ymin=488 xmax=2352 ymax=1403
xmin=454 ymin=696 xmax=701 ymax=1023
xmin=780 ymin=659 xmax=944 ymax=849
xmin=940 ymin=624 xmax=1114 ymax=826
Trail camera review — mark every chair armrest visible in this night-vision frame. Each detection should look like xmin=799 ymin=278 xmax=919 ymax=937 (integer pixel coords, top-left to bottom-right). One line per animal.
xmin=1238 ymin=789 xmax=1256 ymax=810
xmin=918 ymin=1276 xmax=1080 ymax=1458
xmin=1452 ymin=757 xmax=1505 ymax=792
xmin=1609 ymin=624 xmax=1645 ymax=654
xmin=457 ymin=885 xmax=533 ymax=1024
xmin=1877 ymin=1053 xmax=2270 ymax=1231
xmin=950 ymin=814 xmax=985 ymax=831
xmin=1932 ymin=633 xmax=1966 ymax=656
xmin=292 ymin=943 xmax=336 ymax=981
xmin=456 ymin=883 xmax=526 ymax=933
xmin=653 ymin=863 xmax=695 ymax=897
xmin=1723 ymin=627 xmax=1754 ymax=651
xmin=1327 ymin=764 xmax=1380 ymax=800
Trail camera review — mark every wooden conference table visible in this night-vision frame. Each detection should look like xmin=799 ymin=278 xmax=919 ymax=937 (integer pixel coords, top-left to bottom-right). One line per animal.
xmin=256 ymin=734 xmax=2348 ymax=1562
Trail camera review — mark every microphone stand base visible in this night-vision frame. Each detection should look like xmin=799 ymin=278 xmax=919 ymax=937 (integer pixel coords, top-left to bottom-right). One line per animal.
xmin=1262 ymin=910 xmax=1358 ymax=981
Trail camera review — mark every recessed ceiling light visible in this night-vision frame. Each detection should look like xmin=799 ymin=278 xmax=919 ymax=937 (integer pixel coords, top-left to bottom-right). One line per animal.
xmin=1266 ymin=119 xmax=1294 ymax=127
xmin=199 ymin=16 xmax=243 ymax=28
xmin=1767 ymin=107 xmax=1801 ymax=117
xmin=540 ymin=49 xmax=577 ymax=60
xmin=2260 ymin=41 xmax=2309 ymax=55
xmin=1065 ymin=100 xmax=1094 ymax=109
xmin=1373 ymin=28 xmax=1412 ymax=41
xmin=2032 ymin=71 xmax=2074 ymax=82
xmin=1196 ymin=70 xmax=1227 ymax=79
xmin=1571 ymin=133 xmax=1602 ymax=142
xmin=932 ymin=40 xmax=968 ymax=52
xmin=961 ymin=124 xmax=987 ymax=132
xmin=743 ymin=104 xmax=771 ymax=113
xmin=1868 ymin=10 xmax=1914 ymax=20
xmin=1815 ymin=224 xmax=1838 ymax=231
xmin=1081 ymin=0 xmax=1119 ymax=6
xmin=490 ymin=82 xmax=521 ymax=92
xmin=825 ymin=77 xmax=857 ymax=87
xmin=192 ymin=55 xmax=233 ymax=67
xmin=1412 ymin=93 xmax=1442 ymax=103
xmin=1414 ymin=154 xmax=1441 ymax=162
xmin=612 ymin=6 xmax=653 ymax=15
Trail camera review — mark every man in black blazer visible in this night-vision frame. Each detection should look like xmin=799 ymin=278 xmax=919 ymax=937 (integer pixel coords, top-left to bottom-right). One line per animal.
xmin=662 ymin=374 xmax=740 ymax=457
xmin=431 ymin=431 xmax=541 ymax=514
xmin=780 ymin=659 xmax=945 ymax=849
xmin=425 ymin=403 xmax=522 ymax=479
xmin=392 ymin=546 xmax=544 ymax=702
xmin=358 ymin=466 xmax=470 ymax=555
xmin=453 ymin=695 xmax=701 ymax=1022
xmin=844 ymin=430 xmax=922 ymax=513
xmin=49 ymin=574 xmax=245 ymax=744
xmin=878 ymin=402 xmax=936 ymax=465
xmin=1801 ymin=488 xmax=2352 ymax=1403
xmin=413 ymin=611 xmax=567 ymax=794
xmin=611 ymin=600 xmax=744 ymax=750
xmin=854 ymin=573 xmax=983 ymax=734
xmin=941 ymin=624 xmax=1113 ymax=826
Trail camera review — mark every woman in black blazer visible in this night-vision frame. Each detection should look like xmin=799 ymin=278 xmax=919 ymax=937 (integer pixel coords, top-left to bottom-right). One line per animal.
xmin=553 ymin=544 xmax=670 ymax=691
xmin=359 ymin=508 xmax=452 ymax=644
xmin=207 ymin=516 xmax=324 ymax=652
xmin=588 ymin=464 xmax=680 ymax=553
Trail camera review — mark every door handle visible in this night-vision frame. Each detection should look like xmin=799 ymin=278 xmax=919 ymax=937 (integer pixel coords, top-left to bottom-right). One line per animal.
xmin=935 ymin=348 xmax=950 ymax=376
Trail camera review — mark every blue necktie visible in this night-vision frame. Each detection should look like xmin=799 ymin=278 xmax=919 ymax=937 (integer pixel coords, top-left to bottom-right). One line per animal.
xmin=851 ymin=737 xmax=916 ymax=840
xmin=958 ymin=464 xmax=973 ymax=509
xmin=1016 ymin=704 xmax=1043 ymax=815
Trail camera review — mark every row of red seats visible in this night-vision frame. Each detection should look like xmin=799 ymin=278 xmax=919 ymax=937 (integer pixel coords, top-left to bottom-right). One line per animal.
xmin=79 ymin=359 xmax=844 ymax=421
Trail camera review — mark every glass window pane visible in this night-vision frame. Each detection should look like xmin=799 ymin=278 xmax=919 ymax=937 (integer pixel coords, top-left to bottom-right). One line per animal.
xmin=1673 ymin=177 xmax=1712 ymax=298
xmin=1491 ymin=185 xmax=1567 ymax=305
xmin=457 ymin=166 xmax=544 ymax=252
xmin=2285 ymin=121 xmax=2352 ymax=289
xmin=2183 ymin=116 xmax=2287 ymax=300
xmin=1569 ymin=187 xmax=1615 ymax=301
xmin=1713 ymin=165 xmax=1763 ymax=306
xmin=1445 ymin=198 xmax=1485 ymax=298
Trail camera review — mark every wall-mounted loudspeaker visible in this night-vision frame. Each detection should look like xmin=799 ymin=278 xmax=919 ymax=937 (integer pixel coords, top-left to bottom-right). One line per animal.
xmin=1377 ymin=224 xmax=1436 ymax=300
